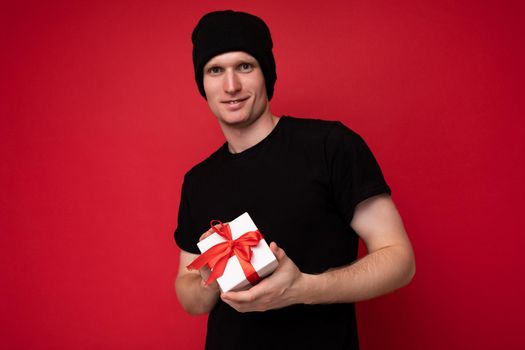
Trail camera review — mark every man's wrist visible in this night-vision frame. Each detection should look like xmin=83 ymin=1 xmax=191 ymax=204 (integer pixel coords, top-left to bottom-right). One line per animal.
xmin=295 ymin=273 xmax=321 ymax=305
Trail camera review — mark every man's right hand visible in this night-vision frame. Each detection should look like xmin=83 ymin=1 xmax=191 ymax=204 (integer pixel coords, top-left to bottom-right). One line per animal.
xmin=174 ymin=227 xmax=222 ymax=315
xmin=196 ymin=227 xmax=220 ymax=292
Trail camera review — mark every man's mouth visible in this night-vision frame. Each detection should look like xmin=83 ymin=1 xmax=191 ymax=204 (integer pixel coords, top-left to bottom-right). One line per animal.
xmin=222 ymin=97 xmax=249 ymax=104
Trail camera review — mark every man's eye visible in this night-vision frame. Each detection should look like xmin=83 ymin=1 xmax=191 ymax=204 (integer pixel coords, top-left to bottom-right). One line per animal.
xmin=207 ymin=67 xmax=222 ymax=74
xmin=239 ymin=63 xmax=253 ymax=72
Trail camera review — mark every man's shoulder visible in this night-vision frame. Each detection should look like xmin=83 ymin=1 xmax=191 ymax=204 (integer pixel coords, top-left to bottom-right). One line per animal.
xmin=285 ymin=115 xmax=341 ymax=129
xmin=182 ymin=143 xmax=227 ymax=184
xmin=283 ymin=115 xmax=358 ymax=141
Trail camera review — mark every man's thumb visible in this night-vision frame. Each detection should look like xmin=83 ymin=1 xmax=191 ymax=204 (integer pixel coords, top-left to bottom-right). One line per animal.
xmin=270 ymin=241 xmax=286 ymax=261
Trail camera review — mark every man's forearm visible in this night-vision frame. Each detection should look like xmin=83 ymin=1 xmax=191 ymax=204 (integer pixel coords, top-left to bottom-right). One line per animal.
xmin=299 ymin=244 xmax=415 ymax=304
xmin=175 ymin=273 xmax=220 ymax=315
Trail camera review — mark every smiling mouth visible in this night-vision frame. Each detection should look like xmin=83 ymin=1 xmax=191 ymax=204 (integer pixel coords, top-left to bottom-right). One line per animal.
xmin=222 ymin=97 xmax=249 ymax=104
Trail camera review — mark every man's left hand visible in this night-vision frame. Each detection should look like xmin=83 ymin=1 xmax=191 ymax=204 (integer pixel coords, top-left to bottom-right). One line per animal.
xmin=220 ymin=242 xmax=307 ymax=312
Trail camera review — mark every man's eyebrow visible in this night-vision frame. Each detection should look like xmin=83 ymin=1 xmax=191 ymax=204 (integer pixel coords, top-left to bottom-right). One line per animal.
xmin=238 ymin=58 xmax=258 ymax=65
xmin=204 ymin=61 xmax=220 ymax=69
xmin=205 ymin=57 xmax=258 ymax=69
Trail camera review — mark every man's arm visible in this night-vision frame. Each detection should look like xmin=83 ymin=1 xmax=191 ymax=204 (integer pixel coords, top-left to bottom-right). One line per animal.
xmin=221 ymin=194 xmax=415 ymax=312
xmin=175 ymin=227 xmax=222 ymax=315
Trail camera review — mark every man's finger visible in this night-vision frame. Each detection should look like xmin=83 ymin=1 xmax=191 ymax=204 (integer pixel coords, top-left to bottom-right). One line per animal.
xmin=199 ymin=227 xmax=215 ymax=241
xmin=221 ymin=291 xmax=252 ymax=303
xmin=222 ymin=287 xmax=262 ymax=303
xmin=270 ymin=241 xmax=286 ymax=261
xmin=220 ymin=298 xmax=240 ymax=311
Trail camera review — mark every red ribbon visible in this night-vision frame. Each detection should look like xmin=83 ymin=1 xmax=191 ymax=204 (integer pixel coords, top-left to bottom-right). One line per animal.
xmin=187 ymin=220 xmax=263 ymax=286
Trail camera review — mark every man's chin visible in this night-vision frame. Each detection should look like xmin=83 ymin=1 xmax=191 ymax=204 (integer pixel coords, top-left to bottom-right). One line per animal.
xmin=218 ymin=114 xmax=256 ymax=128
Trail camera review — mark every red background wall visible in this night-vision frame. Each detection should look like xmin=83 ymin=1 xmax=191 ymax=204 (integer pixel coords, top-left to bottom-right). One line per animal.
xmin=2 ymin=0 xmax=524 ymax=349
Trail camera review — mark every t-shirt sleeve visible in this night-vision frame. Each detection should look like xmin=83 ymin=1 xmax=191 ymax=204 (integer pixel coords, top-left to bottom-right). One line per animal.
xmin=173 ymin=175 xmax=200 ymax=254
xmin=325 ymin=122 xmax=391 ymax=222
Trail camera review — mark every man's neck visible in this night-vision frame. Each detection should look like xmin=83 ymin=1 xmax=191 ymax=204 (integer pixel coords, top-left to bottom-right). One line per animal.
xmin=220 ymin=111 xmax=280 ymax=154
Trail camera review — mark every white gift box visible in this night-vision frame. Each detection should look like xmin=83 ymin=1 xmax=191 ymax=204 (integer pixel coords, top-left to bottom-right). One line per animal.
xmin=197 ymin=212 xmax=278 ymax=293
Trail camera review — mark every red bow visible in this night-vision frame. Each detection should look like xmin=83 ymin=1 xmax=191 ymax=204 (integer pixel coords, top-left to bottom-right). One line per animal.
xmin=187 ymin=220 xmax=263 ymax=286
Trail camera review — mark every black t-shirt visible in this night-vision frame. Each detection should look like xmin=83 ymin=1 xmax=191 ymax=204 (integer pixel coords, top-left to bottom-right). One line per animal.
xmin=175 ymin=116 xmax=391 ymax=350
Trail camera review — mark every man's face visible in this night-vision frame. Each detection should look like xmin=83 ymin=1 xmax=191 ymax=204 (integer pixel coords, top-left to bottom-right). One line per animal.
xmin=203 ymin=51 xmax=269 ymax=128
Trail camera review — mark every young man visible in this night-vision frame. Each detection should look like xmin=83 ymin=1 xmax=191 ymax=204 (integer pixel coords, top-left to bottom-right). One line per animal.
xmin=174 ymin=10 xmax=415 ymax=350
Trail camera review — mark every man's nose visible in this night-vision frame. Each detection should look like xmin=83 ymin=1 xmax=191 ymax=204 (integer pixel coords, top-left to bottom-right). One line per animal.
xmin=223 ymin=71 xmax=241 ymax=94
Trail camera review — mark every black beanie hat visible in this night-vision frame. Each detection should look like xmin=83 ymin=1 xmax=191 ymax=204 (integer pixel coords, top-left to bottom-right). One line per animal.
xmin=192 ymin=10 xmax=277 ymax=100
